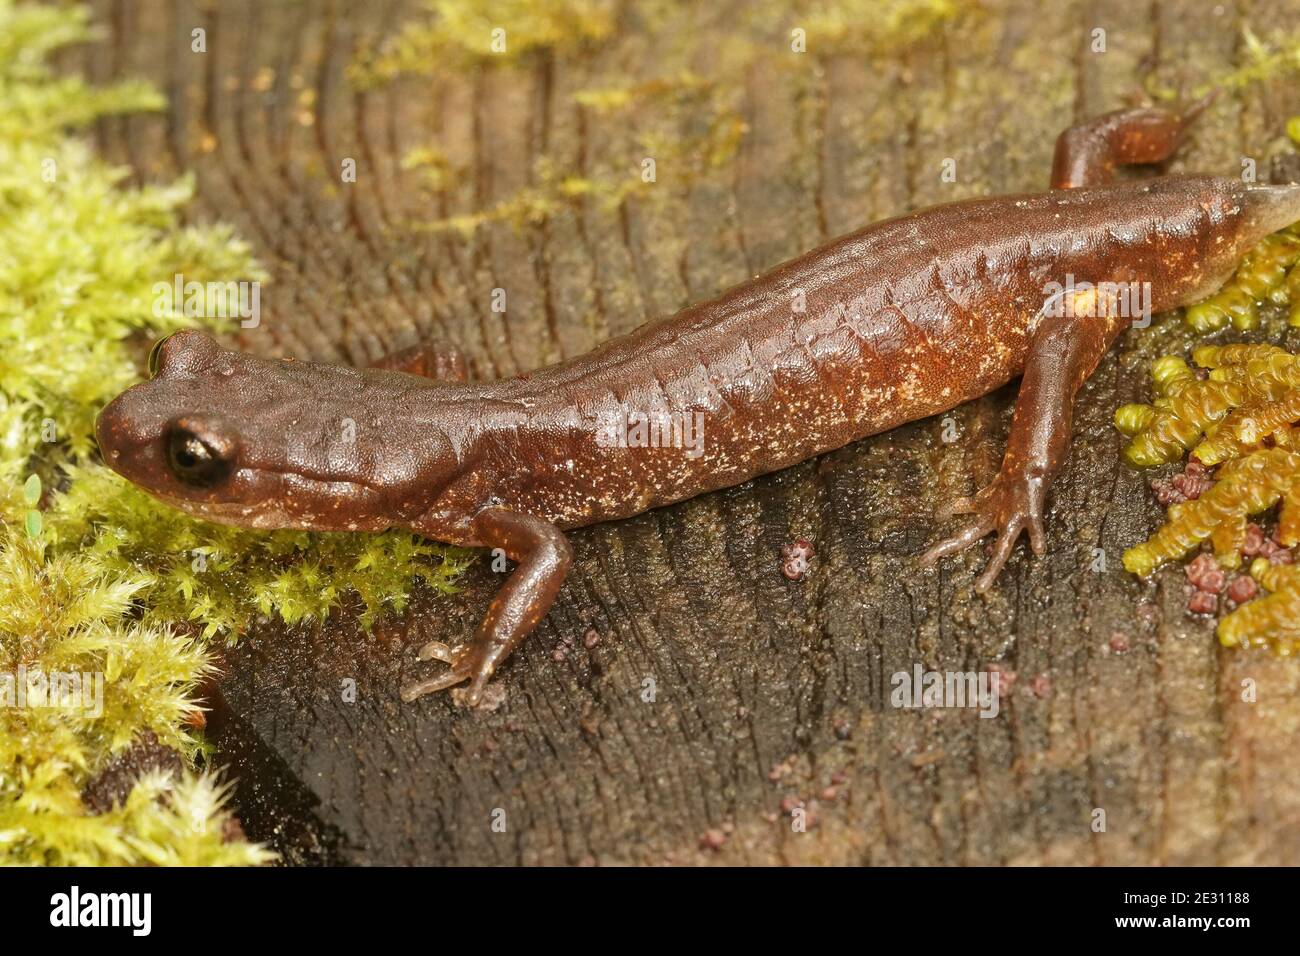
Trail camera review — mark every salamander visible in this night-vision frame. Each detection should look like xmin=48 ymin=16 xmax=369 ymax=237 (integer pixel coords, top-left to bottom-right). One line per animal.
xmin=96 ymin=104 xmax=1300 ymax=706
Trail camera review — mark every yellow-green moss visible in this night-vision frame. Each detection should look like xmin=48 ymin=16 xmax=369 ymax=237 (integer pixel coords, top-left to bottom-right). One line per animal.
xmin=1199 ymin=27 xmax=1300 ymax=97
xmin=0 ymin=1 xmax=467 ymax=865
xmin=803 ymin=0 xmax=969 ymax=54
xmin=0 ymin=533 xmax=276 ymax=864
xmin=351 ymin=0 xmax=617 ymax=86
xmin=573 ymin=70 xmax=711 ymax=113
xmin=45 ymin=467 xmax=471 ymax=637
xmin=363 ymin=0 xmax=977 ymax=238
xmin=414 ymin=111 xmax=748 ymax=235
xmin=1184 ymin=227 xmax=1300 ymax=334
xmin=1148 ymin=27 xmax=1300 ymax=101
xmin=1116 ymin=342 xmax=1300 ymax=656
xmin=1218 ymin=557 xmax=1300 ymax=655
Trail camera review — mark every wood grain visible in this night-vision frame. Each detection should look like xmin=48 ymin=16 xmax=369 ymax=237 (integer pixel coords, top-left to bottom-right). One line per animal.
xmin=79 ymin=0 xmax=1300 ymax=864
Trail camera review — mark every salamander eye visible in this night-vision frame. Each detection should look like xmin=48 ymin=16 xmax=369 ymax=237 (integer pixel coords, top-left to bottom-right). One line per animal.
xmin=147 ymin=333 xmax=176 ymax=378
xmin=167 ymin=422 xmax=234 ymax=487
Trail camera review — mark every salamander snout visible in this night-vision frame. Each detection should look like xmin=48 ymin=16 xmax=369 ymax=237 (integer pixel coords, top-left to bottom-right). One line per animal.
xmin=94 ymin=331 xmax=273 ymax=519
xmin=1239 ymin=182 xmax=1300 ymax=241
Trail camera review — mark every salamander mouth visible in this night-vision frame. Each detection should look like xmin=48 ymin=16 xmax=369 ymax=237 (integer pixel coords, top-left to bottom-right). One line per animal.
xmin=142 ymin=483 xmax=299 ymax=530
xmin=137 ymin=467 xmax=395 ymax=533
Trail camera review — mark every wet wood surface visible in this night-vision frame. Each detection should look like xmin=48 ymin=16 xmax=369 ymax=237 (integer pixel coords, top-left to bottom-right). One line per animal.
xmin=76 ymin=0 xmax=1300 ymax=864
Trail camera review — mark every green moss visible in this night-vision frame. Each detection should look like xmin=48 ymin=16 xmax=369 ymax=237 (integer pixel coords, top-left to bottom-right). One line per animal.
xmin=803 ymin=0 xmax=971 ymax=54
xmin=394 ymin=53 xmax=749 ymax=234
xmin=1114 ymin=344 xmax=1300 ymax=655
xmin=364 ymin=0 xmax=975 ymax=239
xmin=0 ymin=0 xmax=467 ymax=865
xmin=400 ymin=146 xmax=457 ymax=193
xmin=414 ymin=113 xmax=747 ymax=235
xmin=1148 ymin=27 xmax=1300 ymax=100
xmin=0 ymin=524 xmax=275 ymax=864
xmin=1207 ymin=27 xmax=1300 ymax=94
xmin=45 ymin=467 xmax=472 ymax=638
xmin=365 ymin=4 xmax=755 ymax=237
xmin=572 ymin=71 xmax=712 ymax=112
xmin=351 ymin=0 xmax=617 ymax=86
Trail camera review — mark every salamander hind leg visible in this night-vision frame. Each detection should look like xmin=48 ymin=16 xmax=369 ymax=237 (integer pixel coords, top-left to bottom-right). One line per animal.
xmin=919 ymin=302 xmax=1125 ymax=590
xmin=1050 ymin=92 xmax=1215 ymax=189
xmin=400 ymin=508 xmax=573 ymax=706
xmin=919 ymin=465 xmax=1049 ymax=592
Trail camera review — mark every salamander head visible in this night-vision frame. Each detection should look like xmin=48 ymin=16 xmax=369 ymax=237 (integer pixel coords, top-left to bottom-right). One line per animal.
xmin=95 ymin=330 xmax=458 ymax=531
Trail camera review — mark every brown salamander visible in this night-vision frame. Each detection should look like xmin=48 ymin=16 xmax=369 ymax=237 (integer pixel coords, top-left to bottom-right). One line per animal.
xmin=96 ymin=105 xmax=1300 ymax=705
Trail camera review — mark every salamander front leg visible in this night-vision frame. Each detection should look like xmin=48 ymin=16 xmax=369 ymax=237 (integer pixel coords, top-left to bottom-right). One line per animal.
xmin=400 ymin=508 xmax=573 ymax=706
xmin=919 ymin=307 xmax=1125 ymax=590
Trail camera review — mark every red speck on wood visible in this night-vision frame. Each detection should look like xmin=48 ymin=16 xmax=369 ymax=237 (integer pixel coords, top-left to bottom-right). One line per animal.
xmin=699 ymin=829 xmax=727 ymax=851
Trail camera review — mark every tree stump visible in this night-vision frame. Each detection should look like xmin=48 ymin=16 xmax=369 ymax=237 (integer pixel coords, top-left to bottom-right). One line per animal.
xmin=77 ymin=0 xmax=1300 ymax=864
